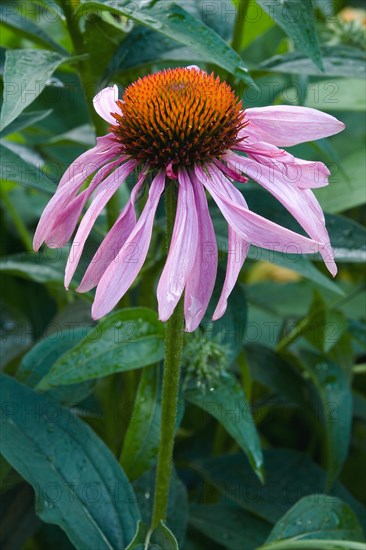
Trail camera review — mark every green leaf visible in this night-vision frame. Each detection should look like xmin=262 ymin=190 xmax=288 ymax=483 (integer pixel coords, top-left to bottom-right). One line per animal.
xmin=189 ymin=502 xmax=271 ymax=550
xmin=259 ymin=541 xmax=366 ymax=550
xmin=0 ymin=252 xmax=66 ymax=285
xmin=0 ymin=109 xmax=52 ymax=138
xmin=0 ymin=142 xmax=56 ymax=194
xmin=105 ymin=25 xmax=208 ymax=76
xmin=37 ymin=308 xmax=165 ymax=388
xmin=1 ymin=49 xmax=68 ymax=130
xmin=17 ymin=328 xmax=94 ymax=405
xmin=105 ymin=0 xmax=235 ymax=77
xmin=186 ymin=372 xmax=264 ymax=482
xmin=0 ymin=8 xmax=67 ymax=55
xmin=298 ymin=352 xmax=352 ymax=485
xmin=314 ymin=150 xmax=366 ymax=213
xmin=0 ymin=375 xmax=140 ymax=549
xmin=121 ymin=365 xmax=162 ymax=480
xmin=260 ymin=46 xmax=366 ymax=78
xmin=266 ymin=495 xmax=364 ymax=543
xmin=246 ymin=344 xmax=310 ymax=410
xmin=256 ymin=0 xmax=323 ymax=70
xmin=126 ymin=520 xmax=178 ymax=550
xmin=326 ymin=215 xmax=366 ymax=263
xmin=191 ymin=449 xmax=366 ymax=532
xmin=76 ymin=1 xmax=255 ymax=86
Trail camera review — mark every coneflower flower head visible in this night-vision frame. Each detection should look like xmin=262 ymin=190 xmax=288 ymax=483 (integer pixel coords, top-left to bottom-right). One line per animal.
xmin=34 ymin=66 xmax=345 ymax=332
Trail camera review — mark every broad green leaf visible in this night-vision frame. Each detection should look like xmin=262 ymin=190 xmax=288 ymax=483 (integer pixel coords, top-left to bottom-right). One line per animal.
xmin=105 ymin=25 xmax=208 ymax=76
xmin=186 ymin=372 xmax=264 ymax=482
xmin=76 ymin=1 xmax=255 ymax=86
xmin=306 ymin=78 xmax=365 ymax=111
xmin=256 ymin=0 xmax=323 ymax=70
xmin=314 ymin=150 xmax=366 ymax=213
xmin=0 ymin=252 xmax=66 ymax=285
xmin=1 ymin=49 xmax=68 ymax=130
xmin=266 ymin=495 xmax=364 ymax=543
xmin=0 ymin=8 xmax=67 ymax=54
xmin=0 ymin=109 xmax=52 ymax=138
xmin=37 ymin=308 xmax=165 ymax=388
xmin=17 ymin=328 xmax=94 ymax=405
xmin=258 ymin=540 xmax=366 ymax=550
xmin=121 ymin=365 xmax=162 ymax=480
xmin=191 ymin=449 xmax=366 ymax=532
xmin=0 ymin=375 xmax=140 ymax=549
xmin=298 ymin=352 xmax=352 ymax=485
xmin=260 ymin=46 xmax=366 ymax=78
xmin=189 ymin=502 xmax=271 ymax=550
xmin=105 ymin=0 xmax=235 ymax=77
xmin=246 ymin=344 xmax=310 ymax=410
xmin=326 ymin=215 xmax=366 ymax=263
xmin=0 ymin=142 xmax=56 ymax=194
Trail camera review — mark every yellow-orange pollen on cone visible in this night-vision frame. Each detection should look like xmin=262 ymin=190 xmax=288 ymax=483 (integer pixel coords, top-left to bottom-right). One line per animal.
xmin=110 ymin=67 xmax=246 ymax=169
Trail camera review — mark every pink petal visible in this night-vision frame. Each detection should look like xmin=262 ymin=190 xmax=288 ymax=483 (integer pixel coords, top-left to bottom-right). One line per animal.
xmin=92 ymin=171 xmax=165 ymax=319
xmin=77 ymin=168 xmax=148 ymax=292
xmin=241 ymin=106 xmax=345 ymax=147
xmin=93 ymin=85 xmax=121 ymax=125
xmin=208 ymin=170 xmax=250 ymax=321
xmin=195 ymin=164 xmax=329 ymax=259
xmin=59 ymin=134 xmax=119 ymax=189
xmin=45 ymin=158 xmax=123 ymax=249
xmin=34 ymin=173 xmax=89 ymax=251
xmin=213 ymin=227 xmax=249 ymax=320
xmin=234 ymin=141 xmax=330 ymax=189
xmin=224 ymin=151 xmax=336 ymax=275
xmin=34 ymin=137 xmax=121 ymax=251
xmin=184 ymin=175 xmax=218 ymax=332
xmin=64 ymin=159 xmax=138 ymax=289
xmin=157 ymin=169 xmax=199 ymax=323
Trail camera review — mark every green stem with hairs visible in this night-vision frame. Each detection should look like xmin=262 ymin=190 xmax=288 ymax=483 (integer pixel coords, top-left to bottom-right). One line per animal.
xmin=59 ymin=0 xmax=118 ymax=227
xmin=151 ymin=182 xmax=184 ymax=529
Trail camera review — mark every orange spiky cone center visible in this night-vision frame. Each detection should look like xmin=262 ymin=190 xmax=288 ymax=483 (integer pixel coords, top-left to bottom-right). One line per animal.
xmin=110 ymin=67 xmax=246 ymax=168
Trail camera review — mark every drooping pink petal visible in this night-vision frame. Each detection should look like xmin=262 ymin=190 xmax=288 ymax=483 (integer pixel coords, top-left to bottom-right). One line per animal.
xmin=58 ymin=134 xmax=119 ymax=189
xmin=34 ymin=173 xmax=91 ymax=251
xmin=93 ymin=85 xmax=121 ymax=124
xmin=157 ymin=169 xmax=199 ymax=323
xmin=234 ymin=141 xmax=330 ymax=188
xmin=92 ymin=171 xmax=165 ymax=319
xmin=64 ymin=159 xmax=138 ymax=288
xmin=195 ymin=164 xmax=331 ymax=265
xmin=240 ymin=106 xmax=345 ymax=147
xmin=224 ymin=150 xmax=337 ymax=275
xmin=213 ymin=228 xmax=249 ymax=321
xmin=45 ymin=158 xmax=124 ymax=249
xmin=184 ymin=175 xmax=218 ymax=332
xmin=77 ymin=167 xmax=148 ymax=292
xmin=207 ymin=168 xmax=250 ymax=321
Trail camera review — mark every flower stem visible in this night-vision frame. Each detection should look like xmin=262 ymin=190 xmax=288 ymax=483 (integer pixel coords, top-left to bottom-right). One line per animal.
xmin=151 ymin=182 xmax=184 ymax=529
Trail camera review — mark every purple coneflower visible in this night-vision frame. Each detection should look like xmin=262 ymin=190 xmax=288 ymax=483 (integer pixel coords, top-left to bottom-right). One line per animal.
xmin=34 ymin=67 xmax=344 ymax=332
